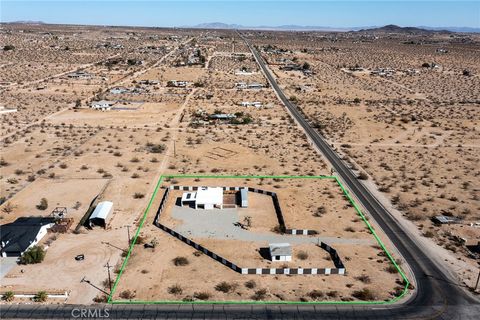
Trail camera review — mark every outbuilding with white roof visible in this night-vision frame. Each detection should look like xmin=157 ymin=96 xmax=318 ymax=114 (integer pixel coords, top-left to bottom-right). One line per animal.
xmin=181 ymin=187 xmax=223 ymax=210
xmin=89 ymin=201 xmax=113 ymax=228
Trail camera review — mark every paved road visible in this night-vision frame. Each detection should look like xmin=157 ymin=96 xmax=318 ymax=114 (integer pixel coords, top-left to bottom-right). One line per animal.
xmin=238 ymin=32 xmax=479 ymax=317
xmin=1 ymin=34 xmax=478 ymax=320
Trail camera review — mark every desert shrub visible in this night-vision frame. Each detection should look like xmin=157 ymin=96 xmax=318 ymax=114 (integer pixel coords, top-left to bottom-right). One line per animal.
xmin=2 ymin=291 xmax=14 ymax=302
xmin=0 ymin=158 xmax=9 ymax=166
xmin=130 ymin=157 xmax=140 ymax=163
xmin=357 ymin=172 xmax=368 ymax=180
xmin=271 ymin=224 xmax=285 ymax=234
xmin=2 ymin=202 xmax=16 ymax=213
xmin=344 ymin=226 xmax=355 ymax=232
xmin=146 ymin=142 xmax=165 ymax=154
xmin=36 ymin=198 xmax=48 ymax=210
xmin=93 ymin=295 xmax=107 ymax=303
xmin=119 ymin=290 xmax=135 ymax=299
xmin=296 ymin=251 xmax=309 ymax=260
xmin=215 ymin=281 xmax=237 ymax=293
xmin=326 ymin=290 xmax=338 ymax=298
xmin=355 ymin=274 xmax=371 ymax=283
xmin=352 ymin=288 xmax=376 ymax=301
xmin=423 ymin=230 xmax=435 ymax=238
xmin=168 ymin=284 xmax=183 ymax=295
xmin=244 ymin=280 xmax=256 ymax=289
xmin=313 ymin=206 xmax=326 ymax=217
xmin=19 ymin=246 xmax=45 ymax=264
xmin=251 ymin=288 xmax=268 ymax=301
xmin=193 ymin=291 xmax=210 ymax=300
xmin=385 ymin=265 xmax=398 ymax=274
xmin=33 ymin=291 xmax=48 ymax=302
xmin=172 ymin=256 xmax=189 ymax=266
xmin=307 ymin=290 xmax=324 ymax=300
xmin=59 ymin=163 xmax=68 ymax=169
xmin=133 ymin=193 xmax=145 ymax=199
xmin=131 ymin=173 xmax=140 ymax=179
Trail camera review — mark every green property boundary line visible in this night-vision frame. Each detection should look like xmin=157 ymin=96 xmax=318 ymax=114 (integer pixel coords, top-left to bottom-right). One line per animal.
xmin=107 ymin=174 xmax=410 ymax=305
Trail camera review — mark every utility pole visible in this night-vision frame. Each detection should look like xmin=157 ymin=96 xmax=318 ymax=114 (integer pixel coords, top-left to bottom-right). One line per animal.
xmin=126 ymin=225 xmax=131 ymax=246
xmin=475 ymin=269 xmax=480 ymax=292
xmin=104 ymin=262 xmax=113 ymax=293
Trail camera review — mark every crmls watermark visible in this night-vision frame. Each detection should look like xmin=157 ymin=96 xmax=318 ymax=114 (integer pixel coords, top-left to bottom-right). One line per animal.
xmin=71 ymin=308 xmax=110 ymax=318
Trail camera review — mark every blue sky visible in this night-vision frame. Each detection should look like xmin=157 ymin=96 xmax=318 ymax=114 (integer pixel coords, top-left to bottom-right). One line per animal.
xmin=1 ymin=1 xmax=479 ymax=28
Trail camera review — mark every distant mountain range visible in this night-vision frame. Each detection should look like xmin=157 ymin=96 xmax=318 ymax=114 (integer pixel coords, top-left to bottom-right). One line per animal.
xmin=4 ymin=21 xmax=479 ymax=33
xmin=189 ymin=22 xmax=480 ymax=33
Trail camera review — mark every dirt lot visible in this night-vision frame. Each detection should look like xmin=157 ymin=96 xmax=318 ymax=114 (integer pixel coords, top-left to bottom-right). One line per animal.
xmin=2 ymin=23 xmax=476 ymax=304
xmin=113 ymin=177 xmax=404 ymax=302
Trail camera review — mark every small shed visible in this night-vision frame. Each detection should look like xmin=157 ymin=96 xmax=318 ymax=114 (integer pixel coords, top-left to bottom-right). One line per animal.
xmin=269 ymin=243 xmax=292 ymax=262
xmin=89 ymin=201 xmax=113 ymax=228
xmin=240 ymin=188 xmax=248 ymax=208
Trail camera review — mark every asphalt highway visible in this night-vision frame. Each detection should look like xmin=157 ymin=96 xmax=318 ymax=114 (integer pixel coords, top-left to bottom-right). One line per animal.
xmin=1 ymin=34 xmax=478 ymax=320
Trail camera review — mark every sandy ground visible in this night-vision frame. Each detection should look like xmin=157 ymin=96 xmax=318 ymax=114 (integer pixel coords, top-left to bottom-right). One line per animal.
xmin=114 ymin=177 xmax=403 ymax=302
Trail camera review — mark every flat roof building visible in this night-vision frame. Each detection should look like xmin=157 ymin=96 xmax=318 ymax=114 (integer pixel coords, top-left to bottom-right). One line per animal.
xmin=181 ymin=187 xmax=223 ymax=210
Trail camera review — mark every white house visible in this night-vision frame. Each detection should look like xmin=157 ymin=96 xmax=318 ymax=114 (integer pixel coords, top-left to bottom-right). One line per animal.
xmin=181 ymin=187 xmax=224 ymax=210
xmin=89 ymin=201 xmax=113 ymax=228
xmin=269 ymin=243 xmax=292 ymax=262
xmin=90 ymin=100 xmax=115 ymax=111
xmin=109 ymin=87 xmax=129 ymax=94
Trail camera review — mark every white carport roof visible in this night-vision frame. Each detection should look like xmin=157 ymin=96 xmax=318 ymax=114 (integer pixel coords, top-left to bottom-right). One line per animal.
xmin=89 ymin=201 xmax=113 ymax=221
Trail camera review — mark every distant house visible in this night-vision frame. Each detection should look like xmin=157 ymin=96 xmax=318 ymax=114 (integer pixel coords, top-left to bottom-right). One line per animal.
xmin=234 ymin=82 xmax=248 ymax=89
xmin=0 ymin=217 xmax=55 ymax=257
xmin=209 ymin=113 xmax=236 ymax=120
xmin=68 ymin=71 xmax=93 ymax=79
xmin=432 ymin=215 xmax=461 ymax=225
xmin=281 ymin=63 xmax=302 ymax=71
xmin=247 ymin=83 xmax=264 ymax=89
xmin=269 ymin=243 xmax=292 ymax=262
xmin=181 ymin=187 xmax=224 ymax=210
xmin=90 ymin=100 xmax=115 ymax=111
xmin=167 ymin=80 xmax=188 ymax=88
xmin=89 ymin=201 xmax=113 ymax=228
xmin=109 ymin=87 xmax=129 ymax=95
xmin=240 ymin=101 xmax=262 ymax=108
xmin=0 ymin=105 xmax=17 ymax=115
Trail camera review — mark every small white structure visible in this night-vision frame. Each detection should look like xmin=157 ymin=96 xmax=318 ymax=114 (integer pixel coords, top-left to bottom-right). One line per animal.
xmin=181 ymin=187 xmax=223 ymax=210
xmin=240 ymin=101 xmax=262 ymax=108
xmin=240 ymin=188 xmax=248 ymax=208
xmin=110 ymin=87 xmax=129 ymax=94
xmin=90 ymin=100 xmax=115 ymax=111
xmin=269 ymin=243 xmax=292 ymax=262
xmin=89 ymin=201 xmax=113 ymax=228
xmin=234 ymin=82 xmax=248 ymax=89
xmin=0 ymin=105 xmax=17 ymax=115
xmin=68 ymin=71 xmax=93 ymax=79
xmin=167 ymin=80 xmax=188 ymax=87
